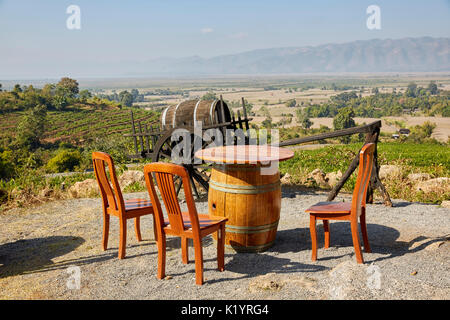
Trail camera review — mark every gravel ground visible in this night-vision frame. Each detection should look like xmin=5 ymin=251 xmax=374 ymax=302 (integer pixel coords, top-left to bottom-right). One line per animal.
xmin=0 ymin=186 xmax=449 ymax=300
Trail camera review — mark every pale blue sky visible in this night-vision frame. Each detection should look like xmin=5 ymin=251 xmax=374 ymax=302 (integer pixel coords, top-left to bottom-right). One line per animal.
xmin=1 ymin=0 xmax=449 ymax=79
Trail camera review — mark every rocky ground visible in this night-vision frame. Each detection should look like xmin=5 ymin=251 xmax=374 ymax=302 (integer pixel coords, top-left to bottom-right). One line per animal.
xmin=0 ymin=186 xmax=449 ymax=300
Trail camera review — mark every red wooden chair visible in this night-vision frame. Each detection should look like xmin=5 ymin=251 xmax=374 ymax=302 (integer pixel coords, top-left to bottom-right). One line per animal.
xmin=144 ymin=162 xmax=228 ymax=285
xmin=92 ymin=152 xmax=155 ymax=259
xmin=305 ymin=143 xmax=375 ymax=264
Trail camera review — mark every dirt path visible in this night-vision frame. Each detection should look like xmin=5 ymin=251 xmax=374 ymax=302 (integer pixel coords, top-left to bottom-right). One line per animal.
xmin=0 ymin=188 xmax=449 ymax=300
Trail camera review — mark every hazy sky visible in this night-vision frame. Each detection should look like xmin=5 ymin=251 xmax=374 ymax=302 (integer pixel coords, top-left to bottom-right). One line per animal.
xmin=1 ymin=0 xmax=449 ymax=79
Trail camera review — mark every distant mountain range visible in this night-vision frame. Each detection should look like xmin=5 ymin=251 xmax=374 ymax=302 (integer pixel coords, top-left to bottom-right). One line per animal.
xmin=130 ymin=37 xmax=450 ymax=75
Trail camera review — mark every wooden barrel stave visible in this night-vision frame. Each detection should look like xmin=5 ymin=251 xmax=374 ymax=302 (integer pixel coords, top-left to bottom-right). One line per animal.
xmin=208 ymin=164 xmax=281 ymax=252
xmin=160 ymin=99 xmax=231 ymax=129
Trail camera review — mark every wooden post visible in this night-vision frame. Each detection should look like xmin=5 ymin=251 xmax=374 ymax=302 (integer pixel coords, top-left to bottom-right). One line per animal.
xmin=366 ymin=128 xmax=393 ymax=207
xmin=237 ymin=110 xmax=243 ymax=130
xmin=138 ymin=121 xmax=145 ymax=155
xmin=241 ymin=97 xmax=250 ymax=131
xmin=219 ymin=95 xmax=227 ymax=139
xmin=144 ymin=124 xmax=151 ymax=155
xmin=326 ymin=127 xmax=392 ymax=207
xmin=149 ymin=125 xmax=157 ymax=149
xmin=130 ymin=110 xmax=139 ymax=156
xmin=326 ymin=152 xmax=361 ymax=202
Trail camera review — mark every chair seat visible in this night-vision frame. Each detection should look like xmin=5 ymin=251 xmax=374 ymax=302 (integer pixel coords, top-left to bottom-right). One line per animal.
xmin=125 ymin=199 xmax=153 ymax=211
xmin=163 ymin=212 xmax=227 ymax=230
xmin=305 ymin=201 xmax=351 ymax=214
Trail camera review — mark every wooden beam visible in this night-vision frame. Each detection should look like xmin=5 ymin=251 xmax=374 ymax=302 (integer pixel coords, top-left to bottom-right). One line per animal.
xmin=274 ymin=121 xmax=381 ymax=147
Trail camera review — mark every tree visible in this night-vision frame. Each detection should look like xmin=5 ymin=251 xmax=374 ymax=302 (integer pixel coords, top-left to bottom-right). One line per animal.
xmin=407 ymin=121 xmax=437 ymax=142
xmin=20 ymin=87 xmax=45 ymax=110
xmin=0 ymin=150 xmax=15 ymax=179
xmin=42 ymin=83 xmax=56 ymax=96
xmin=56 ymin=77 xmax=79 ymax=98
xmin=427 ymin=81 xmax=438 ymax=95
xmin=261 ymin=118 xmax=272 ymax=129
xmin=47 ymin=149 xmax=82 ymax=173
xmin=279 ymin=114 xmax=293 ymax=127
xmin=301 ymin=117 xmax=312 ymax=129
xmin=79 ymin=89 xmax=92 ymax=102
xmin=13 ymin=84 xmax=22 ymax=93
xmin=15 ymin=104 xmax=47 ymax=149
xmin=421 ymin=121 xmax=436 ymax=138
xmin=405 ymin=82 xmax=417 ymax=98
xmin=296 ymin=108 xmax=313 ymax=129
xmin=201 ymin=92 xmax=217 ymax=100
xmin=285 ymin=99 xmax=297 ymax=108
xmin=52 ymin=78 xmax=79 ymax=110
xmin=119 ymin=90 xmax=133 ymax=107
xmin=242 ymin=99 xmax=254 ymax=116
xmin=333 ymin=107 xmax=356 ymax=144
xmin=131 ymin=89 xmax=139 ymax=100
xmin=52 ymin=94 xmax=70 ymax=110
xmin=441 ymin=105 xmax=450 ymax=117
xmin=260 ymin=106 xmax=272 ymax=120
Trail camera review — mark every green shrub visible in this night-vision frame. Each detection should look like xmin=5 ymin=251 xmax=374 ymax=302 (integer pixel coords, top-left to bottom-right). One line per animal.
xmin=47 ymin=149 xmax=82 ymax=173
xmin=0 ymin=188 xmax=7 ymax=204
xmin=0 ymin=150 xmax=15 ymax=179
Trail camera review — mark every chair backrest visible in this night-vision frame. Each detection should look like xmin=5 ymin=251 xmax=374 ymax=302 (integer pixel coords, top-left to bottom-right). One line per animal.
xmin=144 ymin=163 xmax=201 ymax=235
xmin=92 ymin=151 xmax=125 ymax=214
xmin=351 ymin=143 xmax=375 ymax=218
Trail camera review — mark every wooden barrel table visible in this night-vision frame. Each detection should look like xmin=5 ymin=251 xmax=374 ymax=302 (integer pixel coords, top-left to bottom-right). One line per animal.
xmin=195 ymin=145 xmax=294 ymax=252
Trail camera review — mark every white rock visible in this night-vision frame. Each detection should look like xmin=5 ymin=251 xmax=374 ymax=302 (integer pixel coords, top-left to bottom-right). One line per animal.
xmin=440 ymin=200 xmax=450 ymax=209
xmin=326 ymin=170 xmax=343 ymax=187
xmin=281 ymin=173 xmax=292 ymax=185
xmin=69 ymin=179 xmax=99 ymax=198
xmin=379 ymin=165 xmax=402 ymax=180
xmin=415 ymin=177 xmax=450 ymax=194
xmin=118 ymin=170 xmax=145 ymax=189
xmin=310 ymin=169 xmax=328 ymax=187
xmin=407 ymin=173 xmax=432 ymax=182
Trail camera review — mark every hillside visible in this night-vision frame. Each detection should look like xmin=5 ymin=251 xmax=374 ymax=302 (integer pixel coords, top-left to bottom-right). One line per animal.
xmin=133 ymin=37 xmax=450 ymax=75
xmin=0 ymin=107 xmax=158 ymax=147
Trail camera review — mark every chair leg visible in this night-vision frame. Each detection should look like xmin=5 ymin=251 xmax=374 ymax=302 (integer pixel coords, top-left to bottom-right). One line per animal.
xmin=152 ymin=216 xmax=158 ymax=242
xmin=193 ymin=236 xmax=204 ymax=285
xmin=102 ymin=213 xmax=110 ymax=251
xmin=323 ymin=220 xmax=330 ymax=249
xmin=157 ymin=232 xmax=166 ymax=280
xmin=310 ymin=215 xmax=317 ymax=261
xmin=217 ymin=224 xmax=225 ymax=272
xmin=134 ymin=217 xmax=142 ymax=242
xmin=360 ymin=211 xmax=371 ymax=253
xmin=181 ymin=236 xmax=189 ymax=264
xmin=118 ymin=218 xmax=127 ymax=259
xmin=351 ymin=219 xmax=364 ymax=264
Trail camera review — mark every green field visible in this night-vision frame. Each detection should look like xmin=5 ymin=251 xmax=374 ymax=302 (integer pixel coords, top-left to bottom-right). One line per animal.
xmin=281 ymin=142 xmax=449 ymax=175
xmin=1 ymin=75 xmax=449 ymax=210
xmin=280 ymin=142 xmax=450 ymax=203
xmin=0 ymin=107 xmax=159 ymax=146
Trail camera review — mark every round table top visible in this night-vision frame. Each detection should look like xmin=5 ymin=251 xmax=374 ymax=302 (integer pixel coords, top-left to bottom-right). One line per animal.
xmin=195 ymin=145 xmax=294 ymax=164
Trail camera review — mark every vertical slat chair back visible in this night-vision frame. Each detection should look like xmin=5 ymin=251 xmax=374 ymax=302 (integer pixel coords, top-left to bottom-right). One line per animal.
xmin=144 ymin=163 xmax=201 ymax=235
xmin=92 ymin=151 xmax=125 ymax=214
xmin=351 ymin=143 xmax=375 ymax=219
